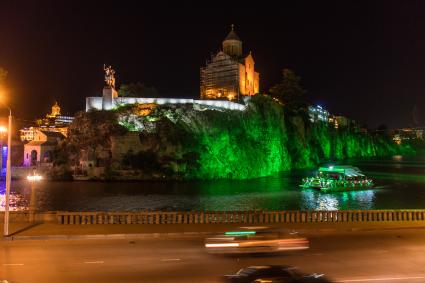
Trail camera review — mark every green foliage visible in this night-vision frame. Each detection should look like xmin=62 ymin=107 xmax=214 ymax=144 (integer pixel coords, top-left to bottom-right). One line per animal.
xmin=187 ymin=95 xmax=291 ymax=179
xmin=118 ymin=82 xmax=159 ymax=98
xmin=269 ymin=69 xmax=307 ymax=110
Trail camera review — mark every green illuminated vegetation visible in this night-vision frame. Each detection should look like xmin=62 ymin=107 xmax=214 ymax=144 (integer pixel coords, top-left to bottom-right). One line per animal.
xmin=57 ymin=95 xmax=414 ymax=180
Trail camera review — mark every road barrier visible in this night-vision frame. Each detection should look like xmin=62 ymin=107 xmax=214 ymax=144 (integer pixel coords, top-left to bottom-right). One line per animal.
xmin=0 ymin=211 xmax=57 ymax=223
xmin=54 ymin=210 xmax=425 ymax=225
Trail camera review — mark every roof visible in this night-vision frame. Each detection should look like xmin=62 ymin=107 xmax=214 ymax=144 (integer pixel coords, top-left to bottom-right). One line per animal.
xmin=40 ymin=131 xmax=65 ymax=139
xmin=319 ymin=166 xmax=365 ymax=177
xmin=224 ymin=25 xmax=241 ymax=41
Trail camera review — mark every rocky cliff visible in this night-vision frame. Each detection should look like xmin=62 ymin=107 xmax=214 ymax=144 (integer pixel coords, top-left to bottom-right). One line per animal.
xmin=64 ymin=95 xmax=413 ymax=180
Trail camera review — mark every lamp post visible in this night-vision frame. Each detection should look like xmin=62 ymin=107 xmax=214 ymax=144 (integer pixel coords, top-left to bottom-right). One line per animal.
xmin=3 ymin=108 xmax=12 ymax=236
xmin=27 ymin=169 xmax=42 ymax=222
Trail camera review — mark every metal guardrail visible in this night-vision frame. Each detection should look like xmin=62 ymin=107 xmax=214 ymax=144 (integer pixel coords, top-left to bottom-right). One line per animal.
xmin=55 ymin=210 xmax=425 ymax=225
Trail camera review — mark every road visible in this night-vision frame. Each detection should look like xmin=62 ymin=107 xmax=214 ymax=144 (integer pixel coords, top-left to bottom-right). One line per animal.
xmin=1 ymin=228 xmax=425 ymax=283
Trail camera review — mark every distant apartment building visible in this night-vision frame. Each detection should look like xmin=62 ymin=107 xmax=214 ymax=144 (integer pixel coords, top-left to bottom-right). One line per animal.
xmin=308 ymin=105 xmax=329 ymax=123
xmin=392 ymin=128 xmax=424 ymax=144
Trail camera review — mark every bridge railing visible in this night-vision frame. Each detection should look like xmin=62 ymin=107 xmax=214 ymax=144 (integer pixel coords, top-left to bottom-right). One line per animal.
xmin=55 ymin=210 xmax=425 ymax=225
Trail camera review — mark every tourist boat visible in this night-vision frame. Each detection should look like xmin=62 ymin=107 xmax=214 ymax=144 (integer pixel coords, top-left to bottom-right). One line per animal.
xmin=300 ymin=166 xmax=374 ymax=192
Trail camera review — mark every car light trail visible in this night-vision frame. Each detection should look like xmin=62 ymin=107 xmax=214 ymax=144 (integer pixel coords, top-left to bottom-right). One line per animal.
xmin=205 ymin=243 xmax=240 ymax=248
xmin=224 ymin=231 xmax=256 ymax=235
xmin=160 ymin=258 xmax=181 ymax=261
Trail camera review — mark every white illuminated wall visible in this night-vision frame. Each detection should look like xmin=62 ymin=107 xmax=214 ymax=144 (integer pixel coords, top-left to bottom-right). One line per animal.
xmin=85 ymin=96 xmax=247 ymax=112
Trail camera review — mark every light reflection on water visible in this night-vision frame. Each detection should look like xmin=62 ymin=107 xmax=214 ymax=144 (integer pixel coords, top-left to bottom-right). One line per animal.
xmin=0 ymin=158 xmax=424 ymax=212
xmin=300 ymin=190 xmax=375 ymax=211
xmin=0 ymin=181 xmax=29 ymax=211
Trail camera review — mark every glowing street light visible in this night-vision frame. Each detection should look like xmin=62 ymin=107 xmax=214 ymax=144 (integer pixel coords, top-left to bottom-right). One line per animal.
xmin=27 ymin=174 xmax=43 ymax=182
xmin=27 ymin=170 xmax=42 ymax=222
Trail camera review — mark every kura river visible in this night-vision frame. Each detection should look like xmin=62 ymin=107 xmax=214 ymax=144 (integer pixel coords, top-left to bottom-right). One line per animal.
xmin=1 ymin=156 xmax=424 ymax=211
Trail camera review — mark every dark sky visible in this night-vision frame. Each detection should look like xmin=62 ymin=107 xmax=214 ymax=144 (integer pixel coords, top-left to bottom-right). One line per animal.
xmin=0 ymin=0 xmax=424 ymax=128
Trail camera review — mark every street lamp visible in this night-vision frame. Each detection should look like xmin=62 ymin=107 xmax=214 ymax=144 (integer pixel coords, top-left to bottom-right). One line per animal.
xmin=2 ymin=107 xmax=12 ymax=236
xmin=27 ymin=169 xmax=42 ymax=222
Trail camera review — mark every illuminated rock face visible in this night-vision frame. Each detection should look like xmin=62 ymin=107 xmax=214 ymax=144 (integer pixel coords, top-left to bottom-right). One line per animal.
xmin=110 ymin=95 xmax=412 ymax=180
xmin=200 ymin=26 xmax=260 ymax=101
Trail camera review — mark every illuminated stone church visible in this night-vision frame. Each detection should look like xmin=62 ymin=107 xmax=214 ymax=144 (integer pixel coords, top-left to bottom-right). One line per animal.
xmin=200 ymin=25 xmax=260 ymax=101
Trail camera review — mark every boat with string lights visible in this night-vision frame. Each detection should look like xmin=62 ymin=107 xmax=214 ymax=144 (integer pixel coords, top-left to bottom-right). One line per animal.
xmin=300 ymin=166 xmax=374 ymax=192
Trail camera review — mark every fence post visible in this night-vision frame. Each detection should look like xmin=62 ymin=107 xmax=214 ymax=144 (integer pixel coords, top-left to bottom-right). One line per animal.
xmin=258 ymin=212 xmax=263 ymax=224
xmin=62 ymin=214 xmax=68 ymax=225
xmin=57 ymin=214 xmax=63 ymax=224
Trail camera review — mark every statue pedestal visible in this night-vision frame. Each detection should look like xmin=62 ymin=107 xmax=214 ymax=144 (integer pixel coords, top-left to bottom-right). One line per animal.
xmin=102 ymin=86 xmax=118 ymax=110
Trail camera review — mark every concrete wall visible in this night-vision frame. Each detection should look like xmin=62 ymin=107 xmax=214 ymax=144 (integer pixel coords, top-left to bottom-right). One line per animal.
xmin=86 ymin=97 xmax=103 ymax=112
xmin=86 ymin=97 xmax=246 ymax=112
xmin=11 ymin=165 xmax=51 ymax=179
xmin=0 ymin=211 xmax=57 ymax=223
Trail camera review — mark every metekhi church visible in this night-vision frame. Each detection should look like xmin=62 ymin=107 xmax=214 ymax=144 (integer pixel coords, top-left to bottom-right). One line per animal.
xmin=86 ymin=26 xmax=258 ymax=112
xmin=200 ymin=25 xmax=260 ymax=101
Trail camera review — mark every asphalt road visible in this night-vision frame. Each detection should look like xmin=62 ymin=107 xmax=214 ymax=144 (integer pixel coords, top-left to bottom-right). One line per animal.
xmin=1 ymin=228 xmax=425 ymax=283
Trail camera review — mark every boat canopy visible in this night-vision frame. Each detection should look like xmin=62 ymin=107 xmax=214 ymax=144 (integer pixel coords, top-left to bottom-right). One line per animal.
xmin=318 ymin=166 xmax=365 ymax=177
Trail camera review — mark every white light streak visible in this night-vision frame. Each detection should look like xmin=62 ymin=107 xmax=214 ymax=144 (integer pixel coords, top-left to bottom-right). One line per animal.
xmin=83 ymin=261 xmax=104 ymax=264
xmin=160 ymin=258 xmax=181 ymax=262
xmin=205 ymin=243 xmax=239 ymax=248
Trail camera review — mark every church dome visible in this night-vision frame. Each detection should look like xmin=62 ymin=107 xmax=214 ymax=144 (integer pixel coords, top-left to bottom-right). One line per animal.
xmin=224 ymin=28 xmax=241 ymax=41
xmin=222 ymin=25 xmax=242 ymax=57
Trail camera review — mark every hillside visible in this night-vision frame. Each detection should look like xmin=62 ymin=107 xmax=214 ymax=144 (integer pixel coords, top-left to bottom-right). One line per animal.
xmin=57 ymin=95 xmax=413 ymax=180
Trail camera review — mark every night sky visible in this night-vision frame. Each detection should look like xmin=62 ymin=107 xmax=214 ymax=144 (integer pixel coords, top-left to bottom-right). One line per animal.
xmin=0 ymin=1 xmax=423 ymax=128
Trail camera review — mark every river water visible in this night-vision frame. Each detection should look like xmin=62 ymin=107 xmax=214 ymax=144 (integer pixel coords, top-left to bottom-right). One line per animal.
xmin=1 ymin=156 xmax=424 ymax=212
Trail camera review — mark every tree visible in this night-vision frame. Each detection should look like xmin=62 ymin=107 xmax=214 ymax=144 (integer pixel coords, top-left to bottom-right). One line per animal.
xmin=63 ymin=110 xmax=128 ymax=166
xmin=269 ymin=69 xmax=307 ymax=109
xmin=0 ymin=67 xmax=7 ymax=84
xmin=376 ymin=124 xmax=389 ymax=137
xmin=118 ymin=82 xmax=159 ymax=98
